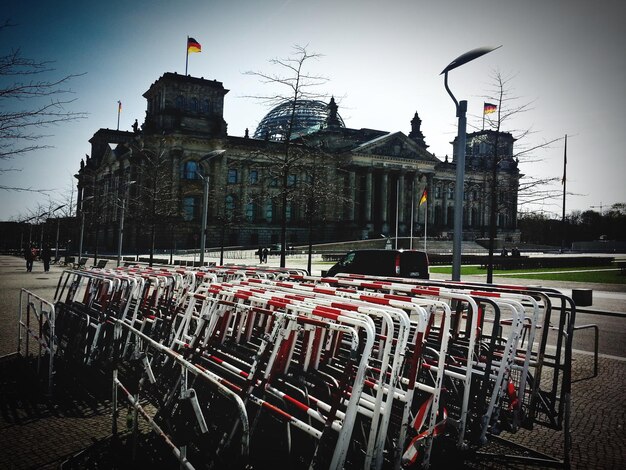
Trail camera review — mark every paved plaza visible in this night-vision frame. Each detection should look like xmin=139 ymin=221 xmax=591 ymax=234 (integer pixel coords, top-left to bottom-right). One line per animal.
xmin=0 ymin=254 xmax=625 ymax=469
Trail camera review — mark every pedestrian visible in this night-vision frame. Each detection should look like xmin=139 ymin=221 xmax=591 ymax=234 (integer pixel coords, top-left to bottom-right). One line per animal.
xmin=262 ymin=247 xmax=269 ymax=263
xmin=24 ymin=244 xmax=35 ymax=272
xmin=41 ymin=243 xmax=52 ymax=272
xmin=257 ymin=246 xmax=263 ymax=264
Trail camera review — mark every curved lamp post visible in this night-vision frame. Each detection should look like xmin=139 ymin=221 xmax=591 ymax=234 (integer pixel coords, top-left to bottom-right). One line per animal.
xmin=441 ymin=46 xmax=500 ymax=281
xmin=116 ymin=181 xmax=136 ymax=267
xmin=197 ymin=150 xmax=225 ymax=266
xmin=78 ymin=195 xmax=94 ymax=259
xmin=52 ymin=204 xmax=67 ymax=260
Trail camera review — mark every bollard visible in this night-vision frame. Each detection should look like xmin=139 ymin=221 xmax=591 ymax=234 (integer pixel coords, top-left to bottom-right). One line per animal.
xmin=572 ymin=288 xmax=593 ymax=307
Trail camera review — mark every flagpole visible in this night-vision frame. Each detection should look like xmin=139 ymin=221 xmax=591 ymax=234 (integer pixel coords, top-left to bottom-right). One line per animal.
xmin=560 ymin=134 xmax=568 ymax=252
xmin=424 ymin=196 xmax=428 ymax=252
xmin=395 ymin=179 xmax=399 ymax=249
xmin=185 ymin=36 xmax=189 ymax=75
xmin=409 ymin=181 xmax=415 ymax=250
xmin=117 ymin=101 xmax=121 ymax=131
xmin=482 ymin=102 xmax=485 ymax=130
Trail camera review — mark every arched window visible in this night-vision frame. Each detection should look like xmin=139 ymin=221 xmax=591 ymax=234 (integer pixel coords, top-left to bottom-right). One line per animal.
xmin=175 ymin=95 xmax=185 ymax=109
xmin=181 ymin=160 xmax=199 ymax=180
xmin=190 ymin=97 xmax=198 ymax=113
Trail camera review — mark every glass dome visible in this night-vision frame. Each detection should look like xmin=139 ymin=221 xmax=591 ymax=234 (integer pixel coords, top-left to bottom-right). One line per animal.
xmin=253 ymin=99 xmax=345 ymax=141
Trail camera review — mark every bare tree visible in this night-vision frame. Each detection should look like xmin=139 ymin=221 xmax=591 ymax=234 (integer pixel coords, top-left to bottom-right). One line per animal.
xmin=0 ymin=21 xmax=86 ymax=189
xmin=478 ymin=71 xmax=564 ymax=282
xmin=244 ymin=45 xmax=329 ymax=267
xmin=128 ymin=138 xmax=180 ymax=266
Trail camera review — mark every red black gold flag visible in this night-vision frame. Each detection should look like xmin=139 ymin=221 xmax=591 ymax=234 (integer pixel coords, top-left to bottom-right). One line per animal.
xmin=187 ymin=37 xmax=201 ymax=54
xmin=419 ymin=189 xmax=427 ymax=206
xmin=483 ymin=102 xmax=497 ymax=114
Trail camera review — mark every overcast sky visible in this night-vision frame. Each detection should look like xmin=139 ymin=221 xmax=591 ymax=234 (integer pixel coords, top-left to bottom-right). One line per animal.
xmin=2 ymin=0 xmax=624 ymax=221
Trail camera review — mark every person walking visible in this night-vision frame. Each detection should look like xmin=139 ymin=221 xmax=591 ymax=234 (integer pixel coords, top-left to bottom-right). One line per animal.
xmin=24 ymin=244 xmax=35 ymax=272
xmin=262 ymin=247 xmax=269 ymax=264
xmin=257 ymin=246 xmax=263 ymax=264
xmin=41 ymin=243 xmax=52 ymax=273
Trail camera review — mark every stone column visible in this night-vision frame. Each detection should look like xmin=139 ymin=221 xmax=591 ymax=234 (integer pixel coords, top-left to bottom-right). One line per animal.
xmin=365 ymin=170 xmax=373 ymax=223
xmin=347 ymin=170 xmax=356 ymax=222
xmin=398 ymin=173 xmax=405 ymax=225
xmin=381 ymin=172 xmax=389 ymax=232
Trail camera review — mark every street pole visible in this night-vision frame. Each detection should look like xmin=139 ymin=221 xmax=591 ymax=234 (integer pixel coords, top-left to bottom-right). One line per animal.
xmin=199 ymin=174 xmax=209 ymax=266
xmin=197 ymin=150 xmax=225 ymax=267
xmin=452 ymin=99 xmax=467 ymax=281
xmin=55 ymin=218 xmax=61 ymax=260
xmin=117 ymin=182 xmax=135 ymax=267
xmin=441 ymin=46 xmax=500 ymax=281
xmin=79 ymin=211 xmax=85 ymax=259
xmin=78 ymin=196 xmax=93 ymax=259
xmin=117 ymin=199 xmax=125 ymax=267
xmin=52 ymin=204 xmax=66 ymax=260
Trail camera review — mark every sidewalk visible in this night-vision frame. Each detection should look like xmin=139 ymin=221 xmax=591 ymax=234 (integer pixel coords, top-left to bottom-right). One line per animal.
xmin=0 ymin=255 xmax=624 ymax=469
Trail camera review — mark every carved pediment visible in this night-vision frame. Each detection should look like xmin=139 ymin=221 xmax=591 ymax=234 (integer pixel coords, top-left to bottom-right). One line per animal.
xmin=353 ymin=132 xmax=439 ymax=162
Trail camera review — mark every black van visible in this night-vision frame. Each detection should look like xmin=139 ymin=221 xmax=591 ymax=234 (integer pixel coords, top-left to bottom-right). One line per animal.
xmin=325 ymin=249 xmax=429 ymax=279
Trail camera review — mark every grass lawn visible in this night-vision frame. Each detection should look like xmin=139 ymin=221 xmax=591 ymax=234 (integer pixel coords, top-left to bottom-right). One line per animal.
xmin=429 ymin=265 xmax=626 ymax=284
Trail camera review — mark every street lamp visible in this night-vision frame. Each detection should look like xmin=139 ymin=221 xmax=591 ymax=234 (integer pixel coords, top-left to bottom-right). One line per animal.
xmin=78 ymin=194 xmax=94 ymax=259
xmin=441 ymin=46 xmax=500 ymax=281
xmin=117 ymin=181 xmax=136 ymax=267
xmin=196 ymin=150 xmax=225 ymax=266
xmin=38 ymin=204 xmax=64 ymax=249
xmin=51 ymin=204 xmax=67 ymax=260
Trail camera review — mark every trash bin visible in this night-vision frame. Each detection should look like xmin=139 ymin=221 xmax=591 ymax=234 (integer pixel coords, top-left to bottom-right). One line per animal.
xmin=572 ymin=288 xmax=592 ymax=307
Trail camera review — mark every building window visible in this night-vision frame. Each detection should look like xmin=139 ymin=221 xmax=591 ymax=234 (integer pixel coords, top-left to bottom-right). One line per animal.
xmin=183 ymin=196 xmax=199 ymax=221
xmin=447 ymin=185 xmax=454 ymax=200
xmin=227 ymin=168 xmax=238 ymax=184
xmin=225 ymin=195 xmax=235 ymax=219
xmin=265 ymin=200 xmax=273 ymax=222
xmin=249 ymin=170 xmax=259 ymax=184
xmin=245 ymin=200 xmax=255 ymax=222
xmin=435 ymin=185 xmax=442 ymax=199
xmin=286 ymin=202 xmax=292 ymax=222
xmin=202 ymin=99 xmax=211 ymax=114
xmin=287 ymin=174 xmax=297 ymax=187
xmin=175 ymin=95 xmax=185 ymax=109
xmin=181 ymin=160 xmax=199 ymax=180
xmin=190 ymin=97 xmax=198 ymax=113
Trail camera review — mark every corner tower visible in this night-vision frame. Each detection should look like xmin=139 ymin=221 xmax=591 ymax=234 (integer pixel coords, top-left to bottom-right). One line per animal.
xmin=142 ymin=72 xmax=229 ymax=136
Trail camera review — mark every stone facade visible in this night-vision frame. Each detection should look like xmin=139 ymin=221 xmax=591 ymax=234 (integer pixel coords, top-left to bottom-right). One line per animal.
xmin=75 ymin=73 xmax=520 ymax=253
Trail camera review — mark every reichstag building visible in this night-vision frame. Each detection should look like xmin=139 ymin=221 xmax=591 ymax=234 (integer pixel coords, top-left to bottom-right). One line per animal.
xmin=75 ymin=72 xmax=520 ymax=253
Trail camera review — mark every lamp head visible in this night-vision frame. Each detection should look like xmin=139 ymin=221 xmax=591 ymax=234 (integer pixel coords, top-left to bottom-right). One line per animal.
xmin=440 ymin=45 xmax=501 ymax=75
